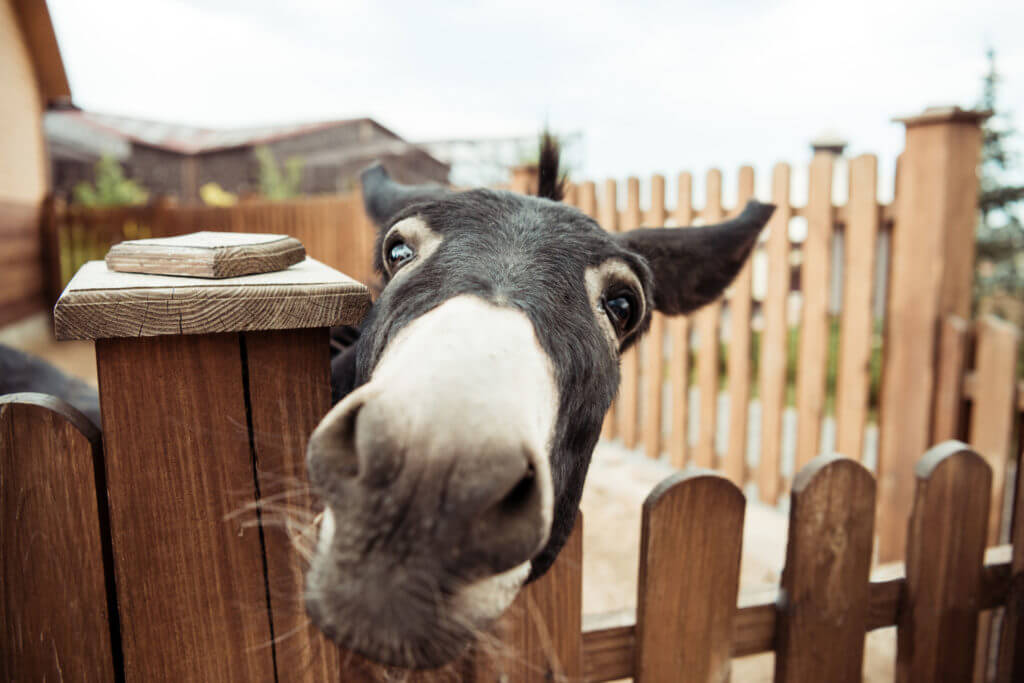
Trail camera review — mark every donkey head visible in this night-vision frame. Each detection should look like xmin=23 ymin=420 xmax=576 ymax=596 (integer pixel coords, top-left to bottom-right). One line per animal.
xmin=305 ymin=142 xmax=774 ymax=668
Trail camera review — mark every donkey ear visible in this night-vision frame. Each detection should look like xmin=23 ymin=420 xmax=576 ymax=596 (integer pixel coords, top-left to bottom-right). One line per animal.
xmin=360 ymin=163 xmax=450 ymax=228
xmin=615 ymin=200 xmax=775 ymax=315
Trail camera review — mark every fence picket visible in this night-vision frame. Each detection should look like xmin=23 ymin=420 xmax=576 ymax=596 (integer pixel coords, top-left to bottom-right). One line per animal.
xmin=931 ymin=316 xmax=970 ymax=443
xmin=896 ymin=441 xmax=991 ymax=683
xmin=795 ymin=153 xmax=834 ymax=470
xmin=0 ymin=395 xmax=118 ymax=682
xmin=634 ymin=471 xmax=744 ymax=682
xmin=835 ymin=154 xmax=879 ymax=462
xmin=996 ymin=437 xmax=1024 ymax=681
xmin=619 ymin=178 xmax=642 ymax=449
xmin=775 ymin=454 xmax=875 ymax=682
xmin=695 ymin=170 xmax=724 ymax=468
xmin=643 ymin=175 xmax=667 ymax=460
xmin=668 ymin=172 xmax=694 ymax=468
xmin=724 ymin=167 xmax=756 ymax=485
xmin=758 ymin=163 xmax=792 ymax=502
xmin=600 ymin=179 xmax=620 ymax=441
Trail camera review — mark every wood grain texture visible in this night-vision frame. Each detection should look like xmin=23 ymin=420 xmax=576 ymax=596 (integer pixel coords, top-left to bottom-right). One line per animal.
xmin=599 ymin=180 xmax=619 ymax=441
xmin=758 ymin=163 xmax=792 ymax=503
xmin=0 ymin=394 xmax=118 ymax=682
xmin=896 ymin=441 xmax=991 ymax=683
xmin=795 ymin=152 xmax=834 ymax=470
xmin=668 ymin=172 xmax=694 ymax=469
xmin=618 ymin=177 xmax=642 ymax=450
xmin=96 ymin=334 xmax=277 ymax=682
xmin=834 ymin=155 xmax=879 ymax=462
xmin=634 ymin=470 xmax=745 ymax=683
xmin=243 ymin=328 xmax=341 ymax=681
xmin=476 ymin=515 xmax=583 ymax=681
xmin=643 ymin=174 xmax=667 ymax=460
xmin=55 ymin=258 xmax=370 ymax=340
xmin=996 ymin=438 xmax=1024 ymax=682
xmin=931 ymin=315 xmax=970 ymax=443
xmin=105 ymin=231 xmax=306 ymax=278
xmin=695 ymin=170 xmax=723 ymax=469
xmin=724 ymin=167 xmax=756 ymax=485
xmin=775 ymin=455 xmax=875 ymax=683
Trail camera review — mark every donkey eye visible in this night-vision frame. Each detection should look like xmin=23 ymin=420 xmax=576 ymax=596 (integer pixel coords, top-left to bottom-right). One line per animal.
xmin=386 ymin=241 xmax=415 ymax=269
xmin=602 ymin=292 xmax=638 ymax=335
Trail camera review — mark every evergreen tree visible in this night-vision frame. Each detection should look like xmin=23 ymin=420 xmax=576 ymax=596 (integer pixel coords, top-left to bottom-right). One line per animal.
xmin=975 ymin=48 xmax=1024 ymax=318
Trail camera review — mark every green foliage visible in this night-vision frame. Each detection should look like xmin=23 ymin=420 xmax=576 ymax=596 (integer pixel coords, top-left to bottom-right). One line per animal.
xmin=255 ymin=146 xmax=305 ymax=200
xmin=975 ymin=48 xmax=1024 ymax=310
xmin=73 ymin=156 xmax=148 ymax=207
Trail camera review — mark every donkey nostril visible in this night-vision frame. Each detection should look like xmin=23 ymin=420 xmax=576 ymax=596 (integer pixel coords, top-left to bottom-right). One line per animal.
xmin=308 ymin=397 xmax=364 ymax=483
xmin=499 ymin=462 xmax=536 ymax=514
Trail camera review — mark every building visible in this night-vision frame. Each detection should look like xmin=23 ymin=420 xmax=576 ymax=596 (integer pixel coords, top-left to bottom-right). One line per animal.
xmin=46 ymin=111 xmax=450 ymax=204
xmin=1 ymin=0 xmax=71 ymax=326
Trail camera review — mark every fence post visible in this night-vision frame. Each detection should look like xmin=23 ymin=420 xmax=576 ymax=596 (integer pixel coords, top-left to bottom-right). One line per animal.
xmin=875 ymin=106 xmax=989 ymax=562
xmin=53 ymin=253 xmax=370 ymax=681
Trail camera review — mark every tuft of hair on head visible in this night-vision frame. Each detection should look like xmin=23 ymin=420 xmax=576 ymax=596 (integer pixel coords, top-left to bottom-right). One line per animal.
xmin=536 ymin=131 xmax=566 ymax=202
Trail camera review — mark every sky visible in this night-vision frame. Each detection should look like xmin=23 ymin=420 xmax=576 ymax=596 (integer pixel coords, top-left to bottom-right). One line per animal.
xmin=47 ymin=0 xmax=1024 ymax=205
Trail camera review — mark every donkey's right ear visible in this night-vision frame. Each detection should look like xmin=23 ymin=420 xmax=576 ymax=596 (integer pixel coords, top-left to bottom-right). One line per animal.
xmin=360 ymin=164 xmax=450 ymax=228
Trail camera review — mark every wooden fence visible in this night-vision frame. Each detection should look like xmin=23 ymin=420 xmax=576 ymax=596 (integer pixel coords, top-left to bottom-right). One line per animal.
xmin=4 ymin=384 xmax=1023 ymax=681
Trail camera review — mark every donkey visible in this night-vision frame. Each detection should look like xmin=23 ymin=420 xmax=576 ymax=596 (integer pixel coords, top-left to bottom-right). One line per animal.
xmin=304 ymin=140 xmax=775 ymax=668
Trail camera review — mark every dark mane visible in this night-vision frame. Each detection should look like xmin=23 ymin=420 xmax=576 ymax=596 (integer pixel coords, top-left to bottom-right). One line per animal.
xmin=537 ymin=131 xmax=566 ymax=202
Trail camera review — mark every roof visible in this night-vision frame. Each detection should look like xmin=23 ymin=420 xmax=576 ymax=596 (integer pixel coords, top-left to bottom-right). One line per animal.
xmin=51 ymin=110 xmax=388 ymax=155
xmin=12 ymin=0 xmax=71 ymax=104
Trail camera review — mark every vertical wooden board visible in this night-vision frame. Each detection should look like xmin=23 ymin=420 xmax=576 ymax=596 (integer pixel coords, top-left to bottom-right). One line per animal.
xmin=795 ymin=153 xmax=834 ymax=470
xmin=896 ymin=441 xmax=991 ymax=683
xmin=724 ymin=166 xmax=756 ymax=485
xmin=96 ymin=334 xmax=277 ymax=682
xmin=0 ymin=395 xmax=118 ymax=682
xmin=775 ymin=455 xmax=875 ymax=683
xmin=759 ymin=163 xmax=792 ymax=503
xmin=968 ymin=316 xmax=1019 ymax=544
xmin=996 ymin=436 xmax=1024 ymax=682
xmin=834 ymin=155 xmax=879 ymax=462
xmin=619 ymin=177 xmax=642 ymax=449
xmin=600 ymin=180 xmax=619 ymax=441
xmin=476 ymin=515 xmax=584 ymax=682
xmin=243 ymin=328 xmax=341 ymax=681
xmin=668 ymin=172 xmax=694 ymax=468
xmin=695 ymin=169 xmax=724 ymax=469
xmin=931 ymin=316 xmax=970 ymax=443
xmin=644 ymin=175 xmax=668 ymax=460
xmin=634 ymin=471 xmax=745 ymax=682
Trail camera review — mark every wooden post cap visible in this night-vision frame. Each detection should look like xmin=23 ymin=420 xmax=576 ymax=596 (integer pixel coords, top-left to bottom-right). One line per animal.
xmin=105 ymin=231 xmax=306 ymax=278
xmin=893 ymin=105 xmax=992 ymax=127
xmin=54 ymin=258 xmax=371 ymax=340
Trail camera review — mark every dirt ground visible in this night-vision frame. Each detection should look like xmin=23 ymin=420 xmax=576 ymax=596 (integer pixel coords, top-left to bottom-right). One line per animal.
xmin=2 ymin=314 xmax=897 ymax=681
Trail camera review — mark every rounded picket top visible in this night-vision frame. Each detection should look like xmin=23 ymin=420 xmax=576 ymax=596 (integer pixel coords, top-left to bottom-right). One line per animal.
xmin=914 ymin=439 xmax=992 ymax=482
xmin=0 ymin=391 xmax=101 ymax=443
xmin=791 ymin=451 xmax=875 ymax=496
xmin=643 ymin=466 xmax=746 ymax=515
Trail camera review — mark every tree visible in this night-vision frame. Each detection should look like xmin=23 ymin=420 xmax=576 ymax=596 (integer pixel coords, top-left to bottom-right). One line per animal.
xmin=975 ymin=48 xmax=1024 ymax=321
xmin=255 ymin=146 xmax=304 ymax=200
xmin=73 ymin=156 xmax=148 ymax=206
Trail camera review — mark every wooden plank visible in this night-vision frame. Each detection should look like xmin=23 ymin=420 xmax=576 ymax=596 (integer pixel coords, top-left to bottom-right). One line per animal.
xmin=106 ymin=231 xmax=306 ymax=278
xmin=996 ymin=437 xmax=1024 ymax=682
xmin=643 ymin=174 xmax=667 ymax=460
xmin=775 ymin=454 xmax=876 ymax=682
xmin=96 ymin=333 xmax=277 ymax=681
xmin=931 ymin=316 xmax=970 ymax=443
xmin=54 ymin=257 xmax=371 ymax=340
xmin=619 ymin=177 xmax=642 ymax=449
xmin=243 ymin=328 xmax=340 ymax=681
xmin=600 ymin=180 xmax=619 ymax=441
xmin=634 ymin=471 xmax=744 ymax=682
xmin=724 ymin=167 xmax=756 ymax=485
xmin=896 ymin=441 xmax=991 ymax=683
xmin=0 ymin=394 xmax=118 ymax=682
xmin=795 ymin=152 xmax=834 ymax=470
xmin=668 ymin=172 xmax=694 ymax=468
xmin=695 ymin=170 xmax=724 ymax=469
xmin=834 ymin=154 xmax=879 ymax=462
xmin=758 ymin=163 xmax=793 ymax=502
xmin=477 ymin=515 xmax=583 ymax=681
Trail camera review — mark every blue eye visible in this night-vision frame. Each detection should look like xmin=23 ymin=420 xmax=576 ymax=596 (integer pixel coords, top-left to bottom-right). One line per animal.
xmin=387 ymin=241 xmax=415 ymax=268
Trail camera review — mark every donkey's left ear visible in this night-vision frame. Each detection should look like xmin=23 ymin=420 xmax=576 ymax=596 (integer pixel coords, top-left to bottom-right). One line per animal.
xmin=360 ymin=163 xmax=450 ymax=228
xmin=615 ymin=200 xmax=775 ymax=315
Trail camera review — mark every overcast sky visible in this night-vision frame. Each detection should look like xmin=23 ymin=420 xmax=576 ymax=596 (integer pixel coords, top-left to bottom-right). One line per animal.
xmin=47 ymin=0 xmax=1024 ymax=204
